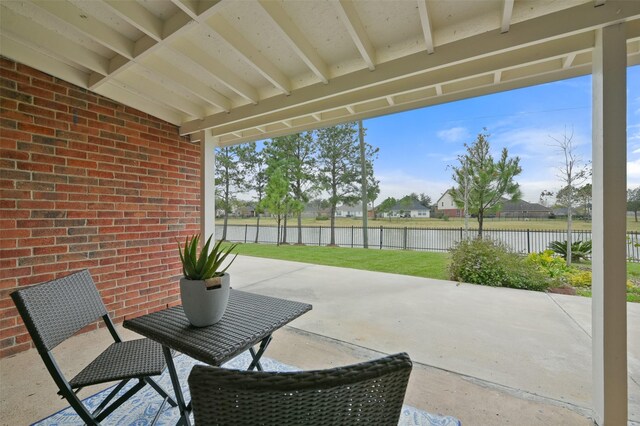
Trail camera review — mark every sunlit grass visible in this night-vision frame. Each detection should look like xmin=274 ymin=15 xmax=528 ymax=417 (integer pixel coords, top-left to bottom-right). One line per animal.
xmin=226 ymin=243 xmax=450 ymax=280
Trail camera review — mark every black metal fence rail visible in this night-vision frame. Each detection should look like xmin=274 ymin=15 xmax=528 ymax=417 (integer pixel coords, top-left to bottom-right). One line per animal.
xmin=217 ymin=225 xmax=640 ymax=261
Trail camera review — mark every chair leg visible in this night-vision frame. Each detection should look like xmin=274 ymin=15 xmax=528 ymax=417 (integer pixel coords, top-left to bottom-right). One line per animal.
xmin=144 ymin=376 xmax=178 ymax=407
xmin=61 ymin=389 xmax=100 ymax=426
xmin=42 ymin=351 xmax=100 ymax=425
xmin=151 ymin=395 xmax=170 ymax=426
xmin=95 ymin=380 xmax=146 ymax=422
xmin=91 ymin=379 xmax=130 ymax=417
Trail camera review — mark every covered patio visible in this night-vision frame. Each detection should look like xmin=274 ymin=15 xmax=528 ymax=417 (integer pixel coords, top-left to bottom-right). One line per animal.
xmin=1 ymin=0 xmax=640 ymax=424
xmin=6 ymin=255 xmax=639 ymax=424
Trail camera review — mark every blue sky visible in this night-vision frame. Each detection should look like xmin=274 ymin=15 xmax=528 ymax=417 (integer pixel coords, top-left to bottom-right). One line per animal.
xmin=364 ymin=65 xmax=640 ymax=205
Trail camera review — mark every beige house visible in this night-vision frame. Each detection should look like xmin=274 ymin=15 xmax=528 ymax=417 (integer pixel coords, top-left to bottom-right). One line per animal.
xmin=435 ymin=190 xmax=463 ymax=218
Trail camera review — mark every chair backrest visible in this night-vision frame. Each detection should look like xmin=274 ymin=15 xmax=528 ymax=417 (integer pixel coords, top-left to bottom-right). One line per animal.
xmin=188 ymin=352 xmax=412 ymax=426
xmin=11 ymin=269 xmax=108 ymax=352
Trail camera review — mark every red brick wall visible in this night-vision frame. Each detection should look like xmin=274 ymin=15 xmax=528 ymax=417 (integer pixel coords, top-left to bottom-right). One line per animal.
xmin=0 ymin=58 xmax=201 ymax=358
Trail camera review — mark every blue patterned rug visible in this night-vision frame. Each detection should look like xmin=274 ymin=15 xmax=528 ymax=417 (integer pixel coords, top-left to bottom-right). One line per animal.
xmin=33 ymin=352 xmax=461 ymax=426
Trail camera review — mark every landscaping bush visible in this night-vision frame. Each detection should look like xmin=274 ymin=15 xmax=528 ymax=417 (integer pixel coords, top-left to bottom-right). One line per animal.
xmin=567 ymin=270 xmax=592 ymax=288
xmin=548 ymin=240 xmax=592 ymax=262
xmin=315 ymin=216 xmax=329 ymax=221
xmin=526 ymin=250 xmax=572 ymax=279
xmin=449 ymin=238 xmax=549 ymax=291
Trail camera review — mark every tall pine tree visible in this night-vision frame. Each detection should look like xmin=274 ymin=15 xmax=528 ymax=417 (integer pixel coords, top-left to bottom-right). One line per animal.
xmin=450 ymin=130 xmax=522 ymax=238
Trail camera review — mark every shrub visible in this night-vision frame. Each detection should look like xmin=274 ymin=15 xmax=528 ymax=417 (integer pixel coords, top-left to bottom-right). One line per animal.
xmin=315 ymin=216 xmax=329 ymax=221
xmin=567 ymin=271 xmax=592 ymax=288
xmin=449 ymin=238 xmax=549 ymax=291
xmin=526 ymin=250 xmax=572 ymax=278
xmin=548 ymin=240 xmax=592 ymax=262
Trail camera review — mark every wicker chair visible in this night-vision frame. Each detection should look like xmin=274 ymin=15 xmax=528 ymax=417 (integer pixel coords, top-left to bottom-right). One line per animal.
xmin=10 ymin=269 xmax=176 ymax=425
xmin=188 ymin=352 xmax=412 ymax=425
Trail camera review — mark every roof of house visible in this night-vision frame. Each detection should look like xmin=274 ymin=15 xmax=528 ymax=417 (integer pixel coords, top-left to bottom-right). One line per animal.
xmin=390 ymin=199 xmax=429 ymax=211
xmin=436 ymin=190 xmax=453 ymax=204
xmin=336 ymin=203 xmax=363 ymax=212
xmin=500 ymin=200 xmax=551 ymax=212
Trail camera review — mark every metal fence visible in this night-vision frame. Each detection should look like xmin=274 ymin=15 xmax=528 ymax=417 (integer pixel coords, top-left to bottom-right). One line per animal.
xmin=217 ymin=224 xmax=640 ymax=261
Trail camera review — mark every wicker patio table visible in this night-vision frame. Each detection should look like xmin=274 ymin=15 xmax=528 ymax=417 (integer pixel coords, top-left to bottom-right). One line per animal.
xmin=123 ymin=289 xmax=312 ymax=426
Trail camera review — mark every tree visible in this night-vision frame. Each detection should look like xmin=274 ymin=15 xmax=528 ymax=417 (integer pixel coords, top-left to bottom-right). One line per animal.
xmin=555 ymin=184 xmax=591 ymax=216
xmin=215 ymin=146 xmax=249 ymax=240
xmin=415 ymin=193 xmax=432 ymax=208
xmin=377 ymin=197 xmax=397 ymax=219
xmin=539 ymin=190 xmax=554 ymax=207
xmin=450 ymin=130 xmax=522 ymax=238
xmin=264 ymin=132 xmax=317 ymax=245
xmin=308 ymin=197 xmax=330 ymax=216
xmin=629 ymin=187 xmax=640 ymax=222
xmin=575 ymin=183 xmax=592 ymax=217
xmin=262 ymin=166 xmax=301 ymax=246
xmin=550 ymin=128 xmax=589 ymax=265
xmin=358 ymin=120 xmax=369 ymax=248
xmin=355 ymin=121 xmax=379 ymax=246
xmin=316 ymin=123 xmax=361 ymax=245
xmin=366 ymin=175 xmax=380 ymax=218
xmin=242 ymin=144 xmax=268 ymax=242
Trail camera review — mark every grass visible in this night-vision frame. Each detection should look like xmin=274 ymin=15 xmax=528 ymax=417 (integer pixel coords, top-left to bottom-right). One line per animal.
xmin=226 ymin=242 xmax=640 ymax=302
xmin=218 ymin=216 xmax=640 ymax=232
xmin=227 ymin=243 xmax=450 ymax=280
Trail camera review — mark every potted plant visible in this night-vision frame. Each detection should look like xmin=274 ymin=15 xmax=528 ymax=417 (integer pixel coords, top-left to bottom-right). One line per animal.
xmin=178 ymin=234 xmax=238 ymax=327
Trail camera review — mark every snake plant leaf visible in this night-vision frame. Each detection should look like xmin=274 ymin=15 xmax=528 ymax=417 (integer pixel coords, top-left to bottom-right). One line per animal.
xmin=178 ymin=234 xmax=238 ymax=280
xmin=204 ymin=243 xmax=238 ymax=278
xmin=196 ymin=234 xmax=213 ymax=274
xmin=185 ymin=235 xmax=199 ymax=277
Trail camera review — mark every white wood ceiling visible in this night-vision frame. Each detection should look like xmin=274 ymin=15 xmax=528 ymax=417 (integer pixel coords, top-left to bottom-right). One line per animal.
xmin=1 ymin=0 xmax=639 ymax=146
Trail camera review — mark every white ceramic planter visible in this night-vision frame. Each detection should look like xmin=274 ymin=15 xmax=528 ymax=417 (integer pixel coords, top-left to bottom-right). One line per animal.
xmin=180 ymin=273 xmax=230 ymax=327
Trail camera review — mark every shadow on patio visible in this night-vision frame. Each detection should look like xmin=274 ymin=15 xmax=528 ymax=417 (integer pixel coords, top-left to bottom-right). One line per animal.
xmin=3 ymin=255 xmax=636 ymax=425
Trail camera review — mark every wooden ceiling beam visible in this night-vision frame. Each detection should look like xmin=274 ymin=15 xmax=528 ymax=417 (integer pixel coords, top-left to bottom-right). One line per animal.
xmin=417 ymin=0 xmax=434 ymax=53
xmin=206 ymin=14 xmax=292 ymax=95
xmin=501 ymin=0 xmax=515 ymax=33
xmin=333 ymin=0 xmax=376 ymax=70
xmin=258 ymin=0 xmax=330 ymax=84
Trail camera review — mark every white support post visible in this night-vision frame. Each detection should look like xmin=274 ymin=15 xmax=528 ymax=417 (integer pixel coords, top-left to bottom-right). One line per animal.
xmin=591 ymin=23 xmax=627 ymax=425
xmin=199 ymin=130 xmax=216 ymax=241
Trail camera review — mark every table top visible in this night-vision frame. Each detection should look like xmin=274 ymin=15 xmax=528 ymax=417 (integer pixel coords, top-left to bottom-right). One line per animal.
xmin=123 ymin=289 xmax=312 ymax=366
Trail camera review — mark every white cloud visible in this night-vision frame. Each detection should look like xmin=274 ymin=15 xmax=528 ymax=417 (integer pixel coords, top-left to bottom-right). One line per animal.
xmin=515 ymin=179 xmax=564 ymax=203
xmin=376 ymin=169 xmax=451 ymax=202
xmin=492 ymin=126 xmax=590 ymax=155
xmin=628 ymin=158 xmax=640 ymax=182
xmin=436 ymin=127 xmax=470 ymax=143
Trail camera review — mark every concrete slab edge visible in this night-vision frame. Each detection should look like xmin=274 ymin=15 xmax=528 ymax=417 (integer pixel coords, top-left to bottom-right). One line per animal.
xmin=283 ymin=326 xmax=596 ymax=422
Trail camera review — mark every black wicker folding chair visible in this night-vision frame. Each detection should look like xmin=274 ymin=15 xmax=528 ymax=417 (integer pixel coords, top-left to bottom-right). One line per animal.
xmin=10 ymin=269 xmax=177 ymax=425
xmin=188 ymin=352 xmax=412 ymax=426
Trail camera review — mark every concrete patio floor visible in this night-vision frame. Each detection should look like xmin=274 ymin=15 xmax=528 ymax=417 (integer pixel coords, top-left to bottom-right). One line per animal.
xmin=1 ymin=255 xmax=638 ymax=425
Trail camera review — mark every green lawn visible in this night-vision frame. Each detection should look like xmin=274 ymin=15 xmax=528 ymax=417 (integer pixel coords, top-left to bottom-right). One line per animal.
xmin=227 ymin=243 xmax=450 ymax=280
xmin=226 ymin=242 xmax=639 ymax=302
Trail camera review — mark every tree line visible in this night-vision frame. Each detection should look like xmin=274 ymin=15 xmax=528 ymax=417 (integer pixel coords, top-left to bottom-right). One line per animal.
xmin=215 ymin=122 xmax=379 ymax=246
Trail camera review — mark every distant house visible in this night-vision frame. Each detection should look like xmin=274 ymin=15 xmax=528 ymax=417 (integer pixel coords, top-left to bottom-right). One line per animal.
xmin=335 ymin=203 xmax=365 ymax=218
xmin=551 ymin=207 xmax=584 ymax=218
xmin=496 ymin=200 xmax=551 ymax=218
xmin=436 ymin=190 xmax=552 ymax=219
xmin=379 ymin=199 xmax=430 ymax=218
xmin=237 ymin=203 xmax=257 ymax=218
xmin=301 ymin=203 xmax=331 ymax=218
xmin=435 ymin=190 xmax=462 ymax=218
